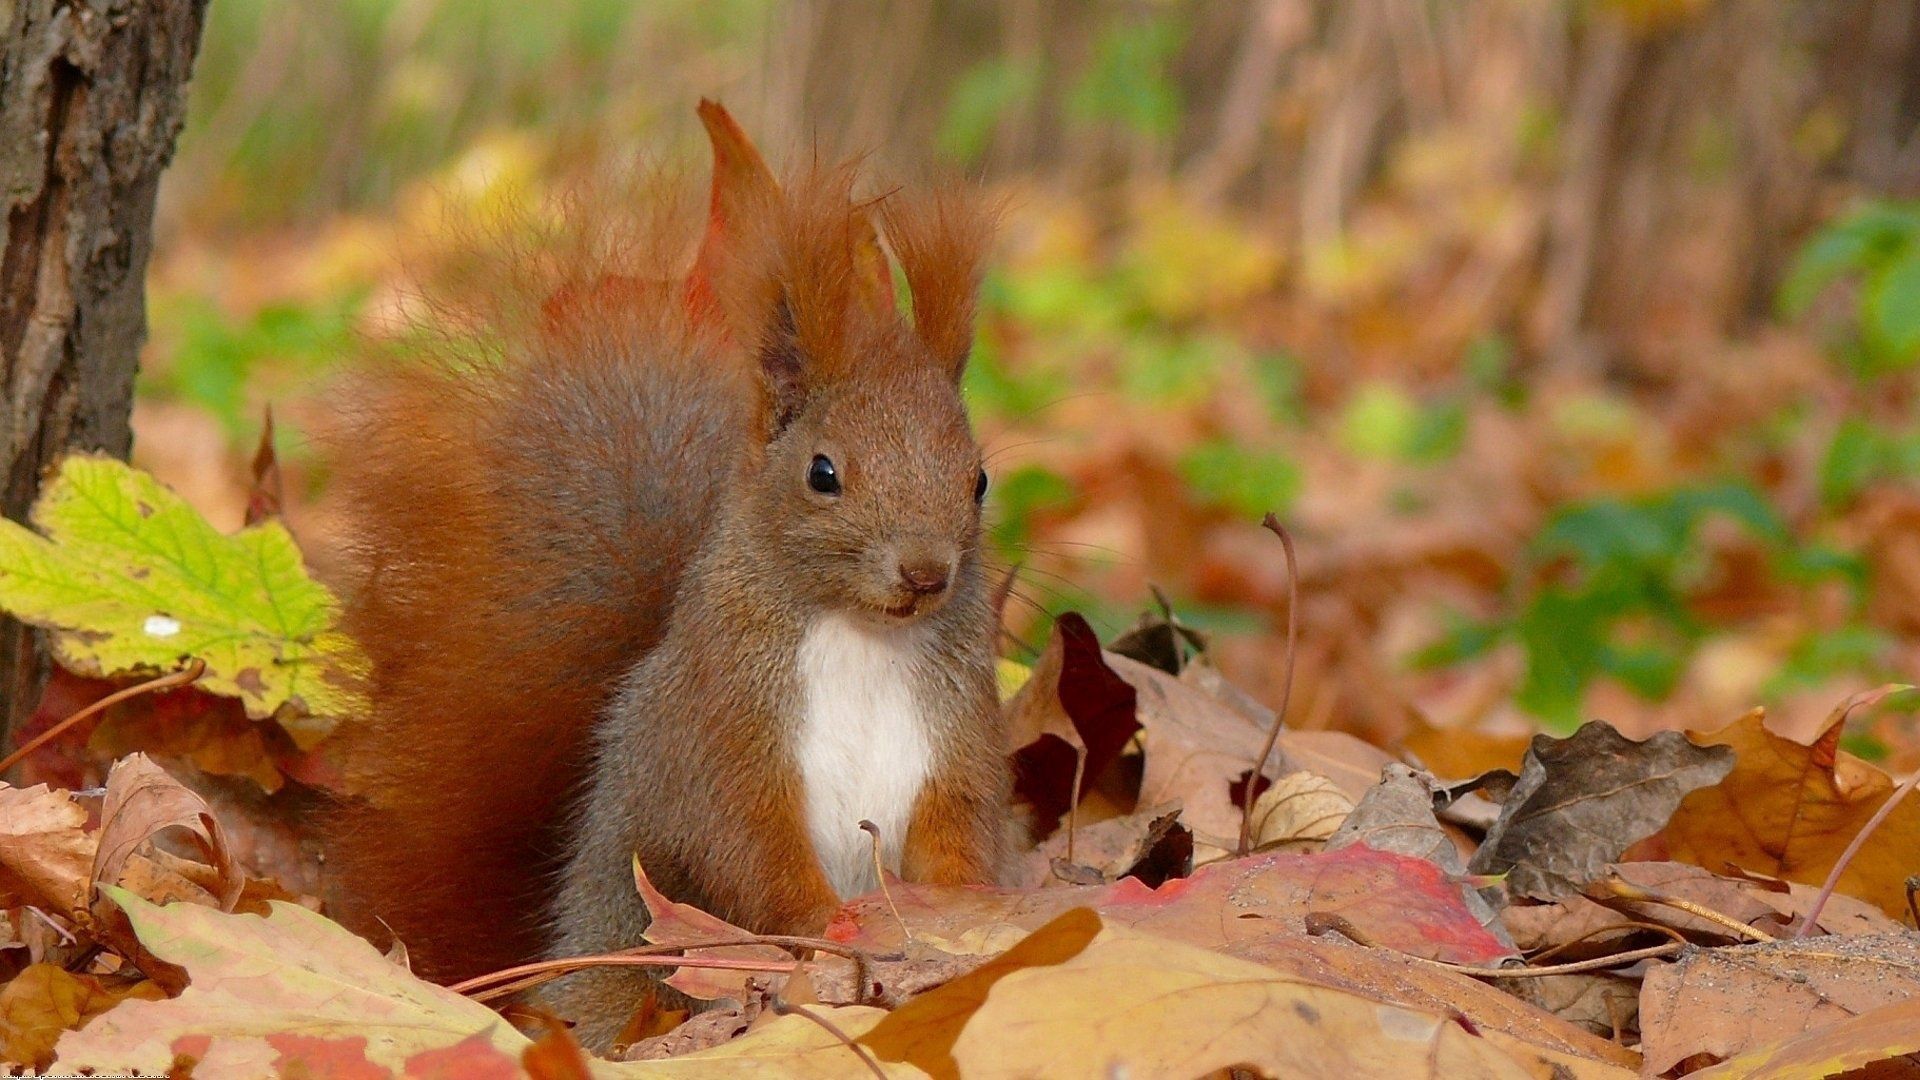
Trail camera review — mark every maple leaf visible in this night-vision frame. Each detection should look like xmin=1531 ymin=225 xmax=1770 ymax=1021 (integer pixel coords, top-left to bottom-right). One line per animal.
xmin=0 ymin=454 xmax=365 ymax=746
xmin=1655 ymin=699 xmax=1920 ymax=916
xmin=830 ymin=844 xmax=1515 ymax=966
xmin=1639 ymin=933 xmax=1920 ymax=1076
xmin=857 ymin=908 xmax=1629 ymax=1079
xmin=52 ymin=887 xmax=532 ymax=1075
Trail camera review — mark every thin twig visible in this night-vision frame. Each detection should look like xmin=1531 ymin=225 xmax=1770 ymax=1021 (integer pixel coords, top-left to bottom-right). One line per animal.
xmin=1237 ymin=514 xmax=1298 ymax=857
xmin=452 ymin=933 xmax=882 ymax=1001
xmin=1420 ymin=942 xmax=1684 ymax=979
xmin=1065 ymin=741 xmax=1086 ymax=866
xmin=770 ymin=999 xmax=887 ymax=1080
xmin=1797 ymin=764 xmax=1920 ymax=939
xmin=458 ymin=952 xmax=799 ymax=1003
xmin=1588 ymin=877 xmax=1775 ymax=944
xmin=1 ymin=659 xmax=208 ymax=775
xmin=1306 ymin=911 xmax=1681 ymax=977
xmin=859 ymin=819 xmax=911 ymax=946
xmin=1527 ymin=921 xmax=1688 ymax=965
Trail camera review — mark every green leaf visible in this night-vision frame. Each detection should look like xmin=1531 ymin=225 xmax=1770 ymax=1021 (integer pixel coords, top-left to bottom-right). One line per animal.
xmin=1177 ymin=440 xmax=1301 ymax=519
xmin=1778 ymin=202 xmax=1920 ymax=317
xmin=1819 ymin=417 xmax=1883 ymax=507
xmin=0 ymin=455 xmax=364 ymax=746
xmin=937 ymin=58 xmax=1041 ymax=166
xmin=1866 ymin=251 xmax=1920 ymax=365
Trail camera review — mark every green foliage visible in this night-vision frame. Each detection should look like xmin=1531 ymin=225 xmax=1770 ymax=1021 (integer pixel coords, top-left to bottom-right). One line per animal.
xmin=1178 ymin=440 xmax=1301 ymax=519
xmin=148 ymin=290 xmax=363 ymax=440
xmin=1068 ymin=15 xmax=1185 ymax=139
xmin=1337 ymin=382 xmax=1469 ymax=464
xmin=1817 ymin=417 xmax=1920 ymax=507
xmin=1780 ymin=200 xmax=1920 ymax=375
xmin=1421 ymin=484 xmax=1796 ymax=729
xmin=988 ymin=464 xmax=1078 ymax=554
xmin=0 ymin=457 xmax=364 ymax=745
xmin=939 ymin=58 xmax=1042 ymax=166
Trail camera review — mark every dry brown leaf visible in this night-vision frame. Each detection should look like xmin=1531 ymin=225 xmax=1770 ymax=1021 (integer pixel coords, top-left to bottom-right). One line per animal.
xmin=632 ymin=857 xmax=791 ymax=1002
xmin=1278 ymin=728 xmax=1401 ymax=802
xmin=91 ymin=754 xmax=242 ymax=912
xmin=1690 ymin=997 xmax=1920 ymax=1079
xmin=1467 ymin=722 xmax=1734 ymax=899
xmin=856 ymin=908 xmax=1630 ymax=1080
xmin=1502 ymin=861 xmax=1900 ymax=953
xmin=1249 ymin=771 xmax=1355 ymax=851
xmin=1015 ymin=803 xmax=1189 ymax=888
xmin=1004 ymin=614 xmax=1141 ymax=837
xmin=0 ymin=963 xmax=161 ymax=1072
xmin=1111 ymin=652 xmax=1269 ymax=838
xmin=829 ymin=844 xmax=1515 ymax=965
xmin=0 ymin=783 xmax=93 ymax=917
xmin=1224 ymin=935 xmax=1639 ymax=1071
xmin=1655 ymin=706 xmax=1920 ymax=917
xmin=1326 ymin=763 xmax=1459 ymax=871
xmin=1638 ymin=933 xmax=1920 ymax=1075
xmin=1404 ymin=715 xmax=1533 ymax=781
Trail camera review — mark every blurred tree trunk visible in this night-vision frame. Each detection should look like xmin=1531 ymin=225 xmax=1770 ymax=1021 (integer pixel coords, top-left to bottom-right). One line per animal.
xmin=0 ymin=0 xmax=209 ymax=752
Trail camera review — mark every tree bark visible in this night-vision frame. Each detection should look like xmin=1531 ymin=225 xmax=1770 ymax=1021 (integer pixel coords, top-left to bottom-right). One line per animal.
xmin=0 ymin=0 xmax=209 ymax=746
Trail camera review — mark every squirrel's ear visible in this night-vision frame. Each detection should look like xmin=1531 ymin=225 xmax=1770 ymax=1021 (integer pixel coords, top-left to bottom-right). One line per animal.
xmin=883 ymin=187 xmax=996 ymax=382
xmin=686 ymin=100 xmax=779 ymax=325
xmin=754 ymin=295 xmax=809 ymax=435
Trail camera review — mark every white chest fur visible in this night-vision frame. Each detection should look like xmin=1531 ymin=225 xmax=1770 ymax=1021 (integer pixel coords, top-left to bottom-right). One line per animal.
xmin=794 ymin=613 xmax=933 ymax=898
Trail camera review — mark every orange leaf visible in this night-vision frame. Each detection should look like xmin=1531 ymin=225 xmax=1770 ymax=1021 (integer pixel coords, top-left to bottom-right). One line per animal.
xmin=1656 ymin=697 xmax=1920 ymax=916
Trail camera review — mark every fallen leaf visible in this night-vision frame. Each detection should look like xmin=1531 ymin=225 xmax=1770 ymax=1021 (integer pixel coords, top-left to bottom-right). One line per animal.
xmin=1224 ymin=934 xmax=1639 ymax=1071
xmin=1005 ymin=614 xmax=1141 ymax=837
xmin=1502 ymin=861 xmax=1899 ymax=953
xmin=1016 ymin=803 xmax=1191 ymax=888
xmin=1328 ymin=763 xmax=1511 ymax=943
xmin=1638 ymin=933 xmax=1920 ymax=1075
xmin=0 ymin=783 xmax=93 ymax=916
xmin=245 ymin=407 xmax=284 ymax=526
xmin=1467 ymin=722 xmax=1734 ymax=899
xmin=0 ymin=455 xmax=365 ymax=745
xmin=644 ymin=1006 xmax=908 ymax=1077
xmin=632 ymin=857 xmax=791 ymax=1002
xmin=1691 ymin=997 xmax=1920 ymax=1079
xmin=0 ymin=963 xmax=159 ymax=1072
xmin=91 ymin=754 xmax=241 ymax=912
xmin=1111 ymin=651 xmax=1270 ymax=838
xmin=1404 ymin=715 xmax=1533 ymax=781
xmin=857 ymin=908 xmax=1627 ymax=1080
xmin=1274 ymin=729 xmax=1400 ymax=803
xmin=831 ymin=844 xmax=1515 ymax=966
xmin=1656 ymin=705 xmax=1920 ymax=917
xmin=1326 ymin=763 xmax=1459 ymax=871
xmin=89 ymin=686 xmax=290 ymax=793
xmin=52 ymin=887 xmax=532 ymax=1074
xmin=1248 ymin=771 xmax=1355 ymax=851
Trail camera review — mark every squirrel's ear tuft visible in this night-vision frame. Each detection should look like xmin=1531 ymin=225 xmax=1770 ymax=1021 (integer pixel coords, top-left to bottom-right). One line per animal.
xmin=686 ymin=99 xmax=780 ymax=325
xmin=883 ymin=185 xmax=998 ymax=382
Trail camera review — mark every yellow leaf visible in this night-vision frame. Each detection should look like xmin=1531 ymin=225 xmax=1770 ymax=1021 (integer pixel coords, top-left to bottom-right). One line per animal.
xmin=1658 ymin=703 xmax=1920 ymax=916
xmin=858 ymin=908 xmax=1631 ymax=1080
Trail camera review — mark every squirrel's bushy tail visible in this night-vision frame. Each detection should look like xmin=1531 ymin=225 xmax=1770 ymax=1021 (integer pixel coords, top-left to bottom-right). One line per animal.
xmin=319 ymin=112 xmax=769 ymax=981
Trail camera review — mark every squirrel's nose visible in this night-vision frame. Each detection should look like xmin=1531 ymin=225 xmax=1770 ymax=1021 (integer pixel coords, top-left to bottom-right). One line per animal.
xmin=898 ymin=563 xmax=951 ymax=595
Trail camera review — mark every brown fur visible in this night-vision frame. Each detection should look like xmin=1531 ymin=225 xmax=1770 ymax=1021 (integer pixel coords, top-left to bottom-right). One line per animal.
xmin=318 ymin=104 xmax=1004 ymax=1047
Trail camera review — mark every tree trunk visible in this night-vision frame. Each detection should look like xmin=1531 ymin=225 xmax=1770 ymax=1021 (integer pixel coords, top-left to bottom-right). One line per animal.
xmin=0 ymin=0 xmax=209 ymax=747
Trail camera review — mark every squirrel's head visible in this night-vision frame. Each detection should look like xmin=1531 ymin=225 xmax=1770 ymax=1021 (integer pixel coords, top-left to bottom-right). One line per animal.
xmin=695 ymin=102 xmax=995 ymax=624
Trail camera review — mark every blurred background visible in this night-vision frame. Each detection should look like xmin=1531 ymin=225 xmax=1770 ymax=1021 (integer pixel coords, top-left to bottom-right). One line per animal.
xmin=137 ymin=0 xmax=1920 ymax=771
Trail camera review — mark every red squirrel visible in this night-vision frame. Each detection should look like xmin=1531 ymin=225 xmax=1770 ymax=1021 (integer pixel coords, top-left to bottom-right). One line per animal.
xmin=320 ymin=102 xmax=1008 ymax=1046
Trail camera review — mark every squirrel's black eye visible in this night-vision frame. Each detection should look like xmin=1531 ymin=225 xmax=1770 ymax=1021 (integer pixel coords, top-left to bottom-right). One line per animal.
xmin=807 ymin=454 xmax=841 ymax=496
xmin=974 ymin=467 xmax=989 ymax=504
